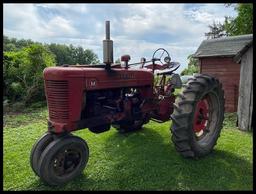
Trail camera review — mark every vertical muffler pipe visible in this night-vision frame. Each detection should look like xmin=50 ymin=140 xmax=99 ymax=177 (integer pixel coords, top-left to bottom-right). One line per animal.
xmin=103 ymin=21 xmax=113 ymax=69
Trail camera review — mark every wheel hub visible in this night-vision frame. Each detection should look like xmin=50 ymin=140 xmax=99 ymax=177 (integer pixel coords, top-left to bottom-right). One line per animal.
xmin=53 ymin=148 xmax=81 ymax=176
xmin=193 ymin=97 xmax=209 ymax=136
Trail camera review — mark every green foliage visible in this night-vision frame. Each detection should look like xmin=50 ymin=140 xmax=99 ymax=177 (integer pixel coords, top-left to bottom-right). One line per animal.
xmin=224 ymin=4 xmax=253 ymax=36
xmin=47 ymin=44 xmax=100 ymax=65
xmin=205 ymin=4 xmax=253 ymax=39
xmin=181 ymin=54 xmax=199 ymax=76
xmin=47 ymin=43 xmax=73 ymax=65
xmin=181 ymin=65 xmax=199 ymax=76
xmin=3 ymin=35 xmax=39 ymax=51
xmin=205 ymin=21 xmax=226 ymax=39
xmin=3 ymin=44 xmax=56 ymax=104
xmin=10 ymin=82 xmax=24 ymax=99
xmin=3 ymin=109 xmax=253 ymax=190
xmin=4 ymin=36 xmax=100 ymax=66
xmin=3 ymin=36 xmax=100 ymax=107
xmin=4 ymin=43 xmax=17 ymax=51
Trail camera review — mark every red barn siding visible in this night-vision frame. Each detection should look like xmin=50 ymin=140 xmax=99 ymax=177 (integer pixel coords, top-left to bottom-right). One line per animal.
xmin=199 ymin=57 xmax=240 ymax=112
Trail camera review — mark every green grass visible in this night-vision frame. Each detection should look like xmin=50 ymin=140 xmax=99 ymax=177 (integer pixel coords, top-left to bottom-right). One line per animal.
xmin=3 ymin=108 xmax=253 ymax=191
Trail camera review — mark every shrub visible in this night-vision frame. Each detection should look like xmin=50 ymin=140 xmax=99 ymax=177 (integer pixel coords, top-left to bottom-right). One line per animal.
xmin=3 ymin=44 xmax=56 ymax=105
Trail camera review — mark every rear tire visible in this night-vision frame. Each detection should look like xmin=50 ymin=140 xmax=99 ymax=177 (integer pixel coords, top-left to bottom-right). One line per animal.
xmin=170 ymin=74 xmax=225 ymax=158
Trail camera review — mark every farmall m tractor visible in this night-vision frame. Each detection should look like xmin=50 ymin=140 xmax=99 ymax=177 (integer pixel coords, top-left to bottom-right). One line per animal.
xmin=30 ymin=21 xmax=225 ymax=185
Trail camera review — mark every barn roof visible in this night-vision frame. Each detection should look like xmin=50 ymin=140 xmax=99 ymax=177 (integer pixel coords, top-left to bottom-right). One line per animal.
xmin=193 ymin=34 xmax=253 ymax=60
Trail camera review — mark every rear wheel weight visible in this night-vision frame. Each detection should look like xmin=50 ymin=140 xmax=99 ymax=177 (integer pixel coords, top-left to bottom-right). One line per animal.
xmin=38 ymin=135 xmax=89 ymax=186
xmin=170 ymin=73 xmax=225 ymax=158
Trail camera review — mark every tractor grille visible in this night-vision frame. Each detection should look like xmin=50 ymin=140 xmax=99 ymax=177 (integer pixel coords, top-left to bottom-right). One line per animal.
xmin=45 ymin=80 xmax=69 ymax=120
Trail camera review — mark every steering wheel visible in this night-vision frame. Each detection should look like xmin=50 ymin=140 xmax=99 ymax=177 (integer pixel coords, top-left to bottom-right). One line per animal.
xmin=152 ymin=48 xmax=171 ymax=65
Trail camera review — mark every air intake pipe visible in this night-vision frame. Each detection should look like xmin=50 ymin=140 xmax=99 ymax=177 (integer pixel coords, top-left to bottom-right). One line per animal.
xmin=103 ymin=21 xmax=113 ymax=69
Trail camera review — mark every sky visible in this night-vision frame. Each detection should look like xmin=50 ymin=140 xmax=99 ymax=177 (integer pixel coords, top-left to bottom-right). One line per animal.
xmin=3 ymin=3 xmax=237 ymax=73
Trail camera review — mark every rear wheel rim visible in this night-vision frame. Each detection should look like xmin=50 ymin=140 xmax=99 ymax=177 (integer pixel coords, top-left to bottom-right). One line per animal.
xmin=193 ymin=95 xmax=210 ymax=138
xmin=193 ymin=92 xmax=220 ymax=144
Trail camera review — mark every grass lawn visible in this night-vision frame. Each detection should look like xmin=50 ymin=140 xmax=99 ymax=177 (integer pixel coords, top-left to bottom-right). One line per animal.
xmin=3 ymin=107 xmax=253 ymax=191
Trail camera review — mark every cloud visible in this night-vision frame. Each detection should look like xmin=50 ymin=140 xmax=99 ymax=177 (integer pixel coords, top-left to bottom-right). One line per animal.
xmin=35 ymin=4 xmax=88 ymax=15
xmin=3 ymin=4 xmax=79 ymax=40
xmin=45 ymin=16 xmax=79 ymax=37
xmin=3 ymin=3 xmax=236 ymax=73
xmin=184 ymin=4 xmax=237 ymax=25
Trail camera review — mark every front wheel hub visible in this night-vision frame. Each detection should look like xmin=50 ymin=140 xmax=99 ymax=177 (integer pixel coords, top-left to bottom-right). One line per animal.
xmin=53 ymin=148 xmax=82 ymax=177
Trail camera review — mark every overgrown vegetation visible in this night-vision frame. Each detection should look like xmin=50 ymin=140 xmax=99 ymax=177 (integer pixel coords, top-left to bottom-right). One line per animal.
xmin=3 ymin=44 xmax=55 ymax=105
xmin=3 ymin=36 xmax=100 ymax=65
xmin=3 ymin=36 xmax=100 ymax=111
xmin=3 ymin=108 xmax=253 ymax=191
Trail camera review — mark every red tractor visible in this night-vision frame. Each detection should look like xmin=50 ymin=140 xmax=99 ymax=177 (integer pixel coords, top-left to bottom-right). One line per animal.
xmin=30 ymin=21 xmax=224 ymax=185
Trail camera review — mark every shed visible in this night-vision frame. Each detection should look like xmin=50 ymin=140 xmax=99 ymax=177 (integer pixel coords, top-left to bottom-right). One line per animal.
xmin=193 ymin=34 xmax=253 ymax=131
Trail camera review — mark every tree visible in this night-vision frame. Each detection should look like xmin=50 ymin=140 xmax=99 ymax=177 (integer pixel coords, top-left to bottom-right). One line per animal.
xmin=4 ymin=36 xmax=100 ymax=66
xmin=3 ymin=35 xmax=39 ymax=51
xmin=71 ymin=46 xmax=100 ymax=65
xmin=84 ymin=49 xmax=100 ymax=64
xmin=224 ymin=3 xmax=253 ymax=36
xmin=4 ymin=43 xmax=17 ymax=52
xmin=205 ymin=21 xmax=226 ymax=39
xmin=204 ymin=3 xmax=253 ymax=39
xmin=181 ymin=54 xmax=199 ymax=76
xmin=48 ymin=43 xmax=73 ymax=65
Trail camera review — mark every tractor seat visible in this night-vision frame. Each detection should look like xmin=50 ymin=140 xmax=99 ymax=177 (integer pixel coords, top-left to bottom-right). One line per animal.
xmin=156 ymin=62 xmax=180 ymax=75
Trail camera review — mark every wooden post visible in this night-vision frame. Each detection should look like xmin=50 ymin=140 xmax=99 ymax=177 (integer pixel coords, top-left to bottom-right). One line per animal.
xmin=237 ymin=46 xmax=253 ymax=131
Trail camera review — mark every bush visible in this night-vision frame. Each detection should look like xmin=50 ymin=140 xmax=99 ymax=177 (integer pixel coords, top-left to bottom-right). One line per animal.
xmin=3 ymin=44 xmax=56 ymax=105
xmin=9 ymin=82 xmax=24 ymax=101
xmin=11 ymin=102 xmax=26 ymax=112
xmin=3 ymin=36 xmax=100 ymax=109
xmin=3 ymin=100 xmax=11 ymax=113
xmin=28 ymin=101 xmax=47 ymax=109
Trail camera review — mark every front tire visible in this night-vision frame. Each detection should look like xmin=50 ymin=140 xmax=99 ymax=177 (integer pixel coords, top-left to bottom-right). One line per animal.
xmin=38 ymin=135 xmax=89 ymax=186
xmin=171 ymin=74 xmax=225 ymax=158
xmin=30 ymin=132 xmax=54 ymax=176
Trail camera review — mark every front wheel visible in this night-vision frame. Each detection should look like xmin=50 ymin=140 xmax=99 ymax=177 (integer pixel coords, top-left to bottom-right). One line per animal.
xmin=38 ymin=135 xmax=89 ymax=185
xmin=170 ymin=73 xmax=225 ymax=158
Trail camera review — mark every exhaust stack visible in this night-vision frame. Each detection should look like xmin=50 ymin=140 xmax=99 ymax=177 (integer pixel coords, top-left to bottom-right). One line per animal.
xmin=103 ymin=21 xmax=113 ymax=69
